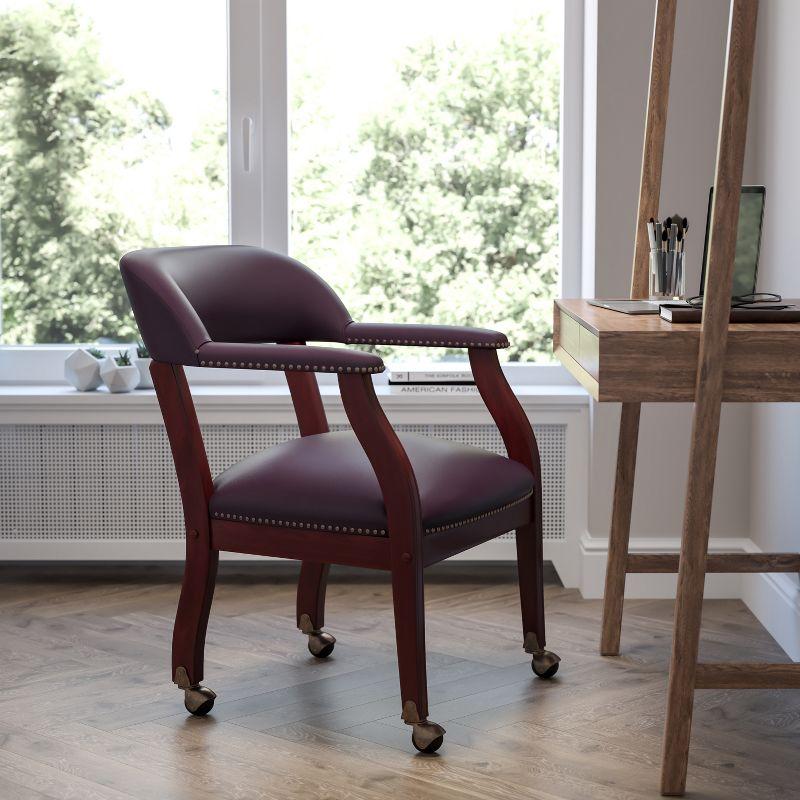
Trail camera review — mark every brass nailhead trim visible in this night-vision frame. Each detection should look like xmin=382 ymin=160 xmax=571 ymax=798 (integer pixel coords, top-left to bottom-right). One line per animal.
xmin=198 ymin=359 xmax=383 ymax=373
xmin=211 ymin=490 xmax=532 ymax=538
xmin=423 ymin=490 xmax=534 ymax=534
xmin=212 ymin=511 xmax=385 ymax=537
xmin=344 ymin=337 xmax=508 ymax=349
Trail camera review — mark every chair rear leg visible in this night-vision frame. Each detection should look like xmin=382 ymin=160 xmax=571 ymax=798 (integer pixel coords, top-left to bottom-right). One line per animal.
xmin=391 ymin=559 xmax=445 ymax=753
xmin=297 ymin=561 xmax=336 ymax=658
xmin=517 ymin=495 xmax=561 ymax=679
xmin=172 ymin=543 xmax=219 ymax=716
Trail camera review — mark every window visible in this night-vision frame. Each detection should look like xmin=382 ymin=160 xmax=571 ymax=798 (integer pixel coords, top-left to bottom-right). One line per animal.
xmin=0 ymin=0 xmax=227 ymax=345
xmin=288 ymin=1 xmax=562 ymax=364
xmin=1 ymin=0 xmax=579 ymax=380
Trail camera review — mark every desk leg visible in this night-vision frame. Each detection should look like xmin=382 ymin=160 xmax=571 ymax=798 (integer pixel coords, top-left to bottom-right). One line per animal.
xmin=661 ymin=0 xmax=758 ymax=782
xmin=660 ymin=401 xmax=722 ymax=795
xmin=600 ymin=402 xmax=641 ymax=656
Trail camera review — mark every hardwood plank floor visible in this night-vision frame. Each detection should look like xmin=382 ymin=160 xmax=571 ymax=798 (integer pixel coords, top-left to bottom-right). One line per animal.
xmin=0 ymin=563 xmax=797 ymax=799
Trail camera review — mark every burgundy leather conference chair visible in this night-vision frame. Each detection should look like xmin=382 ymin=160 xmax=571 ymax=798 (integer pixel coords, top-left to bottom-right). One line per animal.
xmin=120 ymin=244 xmax=559 ymax=753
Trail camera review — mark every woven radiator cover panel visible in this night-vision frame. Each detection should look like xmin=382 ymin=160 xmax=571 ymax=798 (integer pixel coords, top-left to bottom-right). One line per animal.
xmin=0 ymin=423 xmax=566 ymax=541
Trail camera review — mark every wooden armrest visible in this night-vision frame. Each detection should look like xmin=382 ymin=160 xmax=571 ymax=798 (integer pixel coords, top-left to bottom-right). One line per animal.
xmin=338 ymin=372 xmax=423 ymax=553
xmin=345 ymin=321 xmax=508 ymax=350
xmin=469 ymin=348 xmax=540 ymax=480
xmin=195 ymin=342 xmax=384 ymax=374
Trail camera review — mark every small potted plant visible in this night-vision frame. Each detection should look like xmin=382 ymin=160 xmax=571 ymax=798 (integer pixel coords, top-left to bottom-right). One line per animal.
xmin=100 ymin=350 xmax=140 ymax=393
xmin=135 ymin=342 xmax=153 ymax=389
xmin=64 ymin=346 xmax=106 ymax=391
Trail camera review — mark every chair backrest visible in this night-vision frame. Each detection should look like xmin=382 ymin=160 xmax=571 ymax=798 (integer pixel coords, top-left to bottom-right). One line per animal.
xmin=120 ymin=245 xmax=352 ymax=364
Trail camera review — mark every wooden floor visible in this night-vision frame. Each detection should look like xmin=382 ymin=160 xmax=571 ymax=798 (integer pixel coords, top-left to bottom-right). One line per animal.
xmin=0 ymin=563 xmax=798 ymax=800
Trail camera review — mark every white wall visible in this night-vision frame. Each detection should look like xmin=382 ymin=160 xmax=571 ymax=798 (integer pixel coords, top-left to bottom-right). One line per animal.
xmin=749 ymin=0 xmax=800 ymax=554
xmin=746 ymin=0 xmax=800 ymax=658
xmin=583 ymin=0 xmax=752 ymax=554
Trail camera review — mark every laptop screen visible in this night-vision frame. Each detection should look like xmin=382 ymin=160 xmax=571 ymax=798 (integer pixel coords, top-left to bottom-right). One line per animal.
xmin=700 ymin=186 xmax=765 ymax=296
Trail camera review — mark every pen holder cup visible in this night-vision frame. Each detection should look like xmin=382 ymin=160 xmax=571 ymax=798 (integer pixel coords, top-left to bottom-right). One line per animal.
xmin=649 ymin=250 xmax=686 ymax=300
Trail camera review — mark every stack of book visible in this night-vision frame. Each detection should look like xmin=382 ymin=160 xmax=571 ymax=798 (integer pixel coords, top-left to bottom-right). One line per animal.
xmin=659 ymin=302 xmax=800 ymax=323
xmin=388 ymin=365 xmax=476 ymax=393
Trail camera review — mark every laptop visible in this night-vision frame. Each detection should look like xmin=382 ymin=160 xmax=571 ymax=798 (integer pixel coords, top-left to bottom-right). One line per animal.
xmin=589 ymin=185 xmax=766 ymax=315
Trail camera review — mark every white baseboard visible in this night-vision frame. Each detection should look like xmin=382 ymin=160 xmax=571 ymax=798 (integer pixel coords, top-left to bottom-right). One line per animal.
xmin=741 ymin=570 xmax=800 ymax=661
xmin=580 ymin=531 xmax=800 ymax=661
xmin=0 ymin=537 xmax=571 ymax=568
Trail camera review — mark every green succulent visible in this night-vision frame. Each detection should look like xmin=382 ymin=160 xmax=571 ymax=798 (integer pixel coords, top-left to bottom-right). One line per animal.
xmin=136 ymin=341 xmax=150 ymax=359
xmin=114 ymin=350 xmax=132 ymax=367
xmin=86 ymin=347 xmax=105 ymax=359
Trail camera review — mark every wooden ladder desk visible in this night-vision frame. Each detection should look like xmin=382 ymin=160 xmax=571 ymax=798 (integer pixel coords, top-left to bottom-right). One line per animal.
xmin=555 ymin=0 xmax=800 ymax=795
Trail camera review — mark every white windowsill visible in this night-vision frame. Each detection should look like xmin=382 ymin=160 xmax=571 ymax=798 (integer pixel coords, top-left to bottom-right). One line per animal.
xmin=0 ymin=382 xmax=588 ymax=425
xmin=0 ymin=345 xmax=575 ymax=387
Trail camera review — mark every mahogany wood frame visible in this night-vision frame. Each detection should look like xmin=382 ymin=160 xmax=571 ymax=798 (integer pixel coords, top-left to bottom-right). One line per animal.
xmin=151 ymin=345 xmax=549 ymax=729
xmin=588 ymin=1 xmax=799 ymax=795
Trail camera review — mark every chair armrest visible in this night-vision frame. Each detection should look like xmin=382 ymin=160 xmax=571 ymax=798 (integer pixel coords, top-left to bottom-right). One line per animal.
xmin=338 ymin=372 xmax=423 ymax=550
xmin=344 ymin=322 xmax=508 ymax=350
xmin=469 ymin=348 xmax=540 ymax=480
xmin=195 ymin=342 xmax=384 ymax=374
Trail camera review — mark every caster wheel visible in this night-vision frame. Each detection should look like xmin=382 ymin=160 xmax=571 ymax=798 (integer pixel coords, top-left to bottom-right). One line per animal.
xmin=307 ymin=631 xmax=336 ymax=659
xmin=531 ymin=649 xmax=561 ymax=679
xmin=412 ymin=721 xmax=446 ymax=754
xmin=184 ymin=685 xmax=216 ymax=716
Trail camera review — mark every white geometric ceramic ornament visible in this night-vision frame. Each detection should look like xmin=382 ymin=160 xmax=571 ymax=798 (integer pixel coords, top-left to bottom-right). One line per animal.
xmin=135 ymin=357 xmax=153 ymax=389
xmin=100 ymin=357 xmax=140 ymax=393
xmin=64 ymin=349 xmax=102 ymax=391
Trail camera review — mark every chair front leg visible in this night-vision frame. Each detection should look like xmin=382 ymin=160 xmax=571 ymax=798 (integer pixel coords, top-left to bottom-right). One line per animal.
xmin=151 ymin=362 xmax=219 ymax=717
xmin=390 ymin=546 xmax=446 ymax=754
xmin=391 ymin=546 xmax=428 ymax=718
xmin=297 ymin=561 xmax=336 ymax=658
xmin=338 ymin=371 xmax=445 ymax=753
xmin=172 ymin=539 xmax=219 ymax=715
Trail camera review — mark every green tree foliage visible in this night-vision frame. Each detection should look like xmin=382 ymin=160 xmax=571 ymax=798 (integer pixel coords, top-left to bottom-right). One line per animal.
xmin=293 ymin=17 xmax=560 ymax=362
xmin=3 ymin=3 xmax=559 ymax=362
xmin=0 ymin=1 xmax=227 ymax=344
xmin=0 ymin=2 xmax=166 ymax=343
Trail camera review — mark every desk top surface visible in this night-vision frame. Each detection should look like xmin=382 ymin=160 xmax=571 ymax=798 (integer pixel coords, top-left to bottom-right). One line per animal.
xmin=557 ymin=298 xmax=800 ymax=337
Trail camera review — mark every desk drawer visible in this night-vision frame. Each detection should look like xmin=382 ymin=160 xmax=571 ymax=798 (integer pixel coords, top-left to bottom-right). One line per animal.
xmin=555 ymin=298 xmax=800 ymax=402
xmin=579 ymin=325 xmax=599 ymax=376
xmin=559 ymin=310 xmax=599 ymax=379
xmin=560 ymin=310 xmax=581 ymax=354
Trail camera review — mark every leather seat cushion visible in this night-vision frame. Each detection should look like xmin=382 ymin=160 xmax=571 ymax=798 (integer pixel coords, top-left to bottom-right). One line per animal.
xmin=210 ymin=431 xmax=534 ymax=536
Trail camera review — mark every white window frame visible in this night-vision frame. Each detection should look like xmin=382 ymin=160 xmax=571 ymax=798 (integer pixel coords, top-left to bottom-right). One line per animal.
xmin=0 ymin=0 xmax=583 ymax=388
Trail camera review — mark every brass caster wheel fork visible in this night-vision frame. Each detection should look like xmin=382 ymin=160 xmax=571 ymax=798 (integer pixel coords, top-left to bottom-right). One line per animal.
xmin=411 ymin=721 xmax=446 ymax=754
xmin=299 ymin=613 xmax=336 ymax=658
xmin=175 ymin=666 xmax=217 ymax=716
xmin=403 ymin=701 xmax=445 ymax=754
xmin=307 ymin=631 xmax=336 ymax=658
xmin=524 ymin=632 xmax=561 ymax=679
